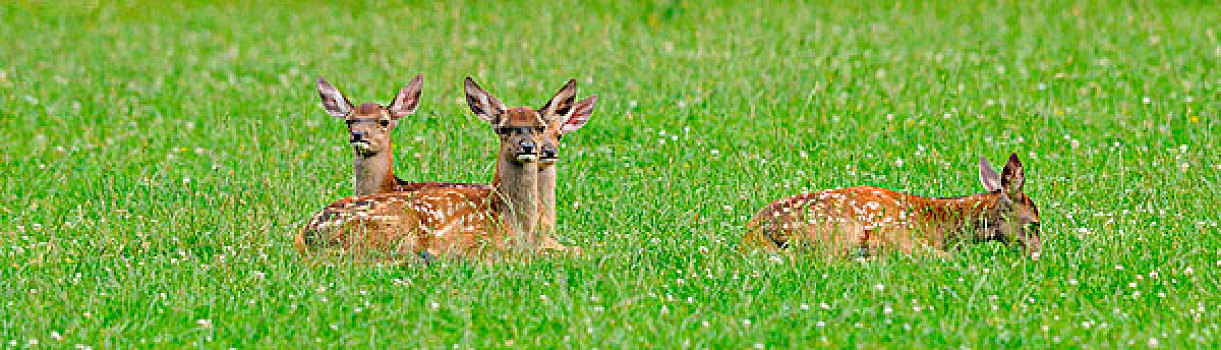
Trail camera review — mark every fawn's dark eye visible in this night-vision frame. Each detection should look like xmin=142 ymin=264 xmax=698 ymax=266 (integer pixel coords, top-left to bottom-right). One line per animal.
xmin=379 ymin=120 xmax=390 ymax=127
xmin=345 ymin=120 xmax=355 ymax=126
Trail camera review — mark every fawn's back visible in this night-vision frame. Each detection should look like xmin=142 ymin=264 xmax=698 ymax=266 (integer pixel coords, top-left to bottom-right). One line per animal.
xmin=743 ymin=154 xmax=1042 ymax=258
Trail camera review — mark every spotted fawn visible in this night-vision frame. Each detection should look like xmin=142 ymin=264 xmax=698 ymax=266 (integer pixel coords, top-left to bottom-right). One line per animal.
xmin=742 ymin=154 xmax=1042 ymax=259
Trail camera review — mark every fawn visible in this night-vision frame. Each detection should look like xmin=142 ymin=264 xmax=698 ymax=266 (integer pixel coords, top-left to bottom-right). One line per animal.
xmin=295 ymin=78 xmax=582 ymax=259
xmin=537 ymin=92 xmax=598 ymax=250
xmin=316 ymin=75 xmax=487 ymax=196
xmin=741 ymin=154 xmax=1042 ymax=259
xmin=318 ymin=76 xmax=593 ymax=253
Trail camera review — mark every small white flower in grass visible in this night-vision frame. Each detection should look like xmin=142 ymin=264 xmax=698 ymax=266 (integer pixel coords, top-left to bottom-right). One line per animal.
xmin=1184 ymin=267 xmax=1194 ymax=275
xmin=800 ymin=303 xmax=809 ymax=310
xmin=820 ymin=302 xmax=830 ymax=309
xmin=1148 ymin=338 xmax=1159 ymax=347
xmin=51 ymin=331 xmax=63 ymax=341
xmin=874 ymin=284 xmax=885 ymax=292
xmin=883 ymin=306 xmax=893 ymax=315
xmin=196 ymin=319 xmax=212 ymax=328
xmin=743 ymin=319 xmax=751 ymax=327
xmin=1142 ymin=97 xmax=1152 ymax=104
xmin=429 ymin=302 xmax=440 ymax=310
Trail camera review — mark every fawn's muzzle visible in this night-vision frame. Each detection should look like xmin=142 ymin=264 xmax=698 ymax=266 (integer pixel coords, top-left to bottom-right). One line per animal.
xmin=1022 ymin=235 xmax=1042 ymax=260
xmin=540 ymin=145 xmax=558 ymax=164
xmin=349 ymin=131 xmax=368 ymax=143
xmin=516 ymin=140 xmax=538 ymax=162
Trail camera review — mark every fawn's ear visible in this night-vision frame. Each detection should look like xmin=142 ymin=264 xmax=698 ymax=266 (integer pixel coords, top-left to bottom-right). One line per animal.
xmin=388 ymin=74 xmax=423 ymax=120
xmin=317 ymin=76 xmax=354 ymax=117
xmin=978 ymin=156 xmax=1002 ymax=193
xmin=539 ymin=79 xmax=578 ymax=121
xmin=1001 ymin=153 xmax=1025 ymax=196
xmin=464 ymin=77 xmax=506 ymax=124
xmin=560 ymin=95 xmax=598 ymax=134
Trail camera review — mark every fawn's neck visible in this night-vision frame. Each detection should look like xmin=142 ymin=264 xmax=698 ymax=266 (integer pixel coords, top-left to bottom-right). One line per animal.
xmin=492 ymin=155 xmax=540 ymax=247
xmin=352 ymin=147 xmax=399 ymax=196
xmin=537 ymin=164 xmax=558 ymax=233
xmin=906 ymin=193 xmax=995 ymax=245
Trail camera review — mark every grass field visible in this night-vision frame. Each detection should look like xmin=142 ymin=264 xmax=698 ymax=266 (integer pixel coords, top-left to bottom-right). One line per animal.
xmin=2 ymin=0 xmax=1219 ymax=347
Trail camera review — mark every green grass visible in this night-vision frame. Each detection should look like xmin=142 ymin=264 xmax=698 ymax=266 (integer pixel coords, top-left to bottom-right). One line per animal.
xmin=2 ymin=0 xmax=1219 ymax=347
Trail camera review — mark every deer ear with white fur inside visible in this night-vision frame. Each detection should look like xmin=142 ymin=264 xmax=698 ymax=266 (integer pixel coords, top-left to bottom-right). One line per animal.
xmin=561 ymin=95 xmax=598 ymax=134
xmin=464 ymin=77 xmax=507 ymax=124
xmin=317 ymin=76 xmax=354 ymax=117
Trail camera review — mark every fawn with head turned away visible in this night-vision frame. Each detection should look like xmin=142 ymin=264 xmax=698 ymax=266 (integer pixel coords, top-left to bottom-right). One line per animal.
xmin=742 ymin=154 xmax=1042 ymax=259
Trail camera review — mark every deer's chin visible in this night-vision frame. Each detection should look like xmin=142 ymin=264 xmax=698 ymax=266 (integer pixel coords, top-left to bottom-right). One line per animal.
xmin=351 ymin=142 xmax=376 ymax=156
xmin=539 ymin=158 xmax=558 ymax=165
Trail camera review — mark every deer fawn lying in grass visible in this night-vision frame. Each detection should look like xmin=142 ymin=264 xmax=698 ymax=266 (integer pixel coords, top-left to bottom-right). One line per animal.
xmin=537 ymin=92 xmax=597 ymax=252
xmin=317 ymin=76 xmax=593 ymax=253
xmin=295 ymin=78 xmax=583 ymax=260
xmin=316 ymin=75 xmax=487 ymax=196
xmin=742 ymin=154 xmax=1042 ymax=259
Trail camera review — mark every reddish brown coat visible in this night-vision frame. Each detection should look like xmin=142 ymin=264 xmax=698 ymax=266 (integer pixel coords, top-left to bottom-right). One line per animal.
xmin=742 ymin=154 xmax=1042 ymax=258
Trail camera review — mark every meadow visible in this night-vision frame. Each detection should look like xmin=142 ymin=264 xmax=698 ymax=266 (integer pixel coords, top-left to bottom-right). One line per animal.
xmin=1 ymin=0 xmax=1219 ymax=347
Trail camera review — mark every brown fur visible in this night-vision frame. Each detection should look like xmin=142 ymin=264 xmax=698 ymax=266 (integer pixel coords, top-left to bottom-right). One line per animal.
xmin=536 ymin=96 xmax=597 ymax=253
xmin=297 ymin=78 xmax=584 ymax=261
xmin=316 ymin=76 xmax=490 ymax=196
xmin=742 ymin=155 xmax=1042 ymax=259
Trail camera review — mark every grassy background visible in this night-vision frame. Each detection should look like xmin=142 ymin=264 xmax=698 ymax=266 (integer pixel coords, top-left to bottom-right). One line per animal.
xmin=2 ymin=0 xmax=1219 ymax=347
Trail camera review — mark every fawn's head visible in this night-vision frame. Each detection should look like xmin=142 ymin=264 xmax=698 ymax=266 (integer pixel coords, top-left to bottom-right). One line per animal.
xmin=976 ymin=153 xmax=1042 ymax=258
xmin=464 ymin=78 xmax=581 ymax=164
xmin=316 ymin=75 xmax=423 ymax=157
xmin=539 ymin=94 xmax=597 ymax=165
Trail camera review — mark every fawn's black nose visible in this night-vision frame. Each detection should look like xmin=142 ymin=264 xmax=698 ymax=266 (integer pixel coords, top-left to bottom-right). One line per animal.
xmin=519 ymin=140 xmax=536 ymax=155
xmin=349 ymin=131 xmax=367 ymax=142
xmin=541 ymin=145 xmax=558 ymax=159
